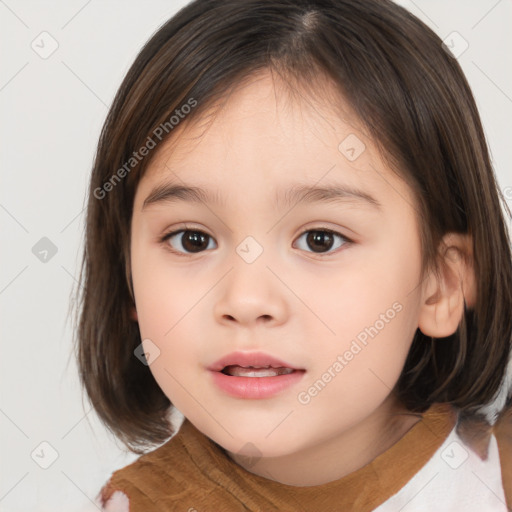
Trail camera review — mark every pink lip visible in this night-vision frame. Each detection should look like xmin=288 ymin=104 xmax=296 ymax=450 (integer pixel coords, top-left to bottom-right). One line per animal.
xmin=208 ymin=351 xmax=301 ymax=372
xmin=208 ymin=351 xmax=306 ymax=399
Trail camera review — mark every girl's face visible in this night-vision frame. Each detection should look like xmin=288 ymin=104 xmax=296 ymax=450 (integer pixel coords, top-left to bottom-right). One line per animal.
xmin=130 ymin=71 xmax=426 ymax=473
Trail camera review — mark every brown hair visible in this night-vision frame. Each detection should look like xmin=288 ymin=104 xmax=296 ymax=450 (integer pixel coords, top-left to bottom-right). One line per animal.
xmin=74 ymin=0 xmax=512 ymax=453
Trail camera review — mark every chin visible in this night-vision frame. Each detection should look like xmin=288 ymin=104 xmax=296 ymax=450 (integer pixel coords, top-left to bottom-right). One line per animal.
xmin=205 ymin=421 xmax=307 ymax=459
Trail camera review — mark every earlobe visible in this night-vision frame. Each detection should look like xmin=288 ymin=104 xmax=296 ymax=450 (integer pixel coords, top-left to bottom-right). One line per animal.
xmin=130 ymin=306 xmax=138 ymax=322
xmin=418 ymin=233 xmax=476 ymax=338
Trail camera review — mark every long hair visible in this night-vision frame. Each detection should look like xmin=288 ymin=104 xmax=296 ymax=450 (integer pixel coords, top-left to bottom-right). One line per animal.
xmin=74 ymin=0 xmax=512 ymax=453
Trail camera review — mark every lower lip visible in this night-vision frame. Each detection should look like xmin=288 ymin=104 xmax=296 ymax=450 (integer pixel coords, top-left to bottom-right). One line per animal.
xmin=210 ymin=370 xmax=306 ymax=399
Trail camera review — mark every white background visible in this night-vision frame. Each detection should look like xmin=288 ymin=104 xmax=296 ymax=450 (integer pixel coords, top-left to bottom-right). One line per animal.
xmin=1 ymin=1 xmax=511 ymax=510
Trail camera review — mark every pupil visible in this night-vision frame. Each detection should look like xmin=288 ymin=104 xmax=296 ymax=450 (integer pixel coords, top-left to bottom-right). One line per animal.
xmin=183 ymin=231 xmax=208 ymax=252
xmin=307 ymin=231 xmax=333 ymax=253
xmin=179 ymin=230 xmax=334 ymax=254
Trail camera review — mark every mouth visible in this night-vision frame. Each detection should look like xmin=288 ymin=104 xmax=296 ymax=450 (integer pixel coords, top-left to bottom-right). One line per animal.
xmin=221 ymin=365 xmax=296 ymax=377
xmin=208 ymin=351 xmax=303 ymax=372
xmin=208 ymin=351 xmax=306 ymax=399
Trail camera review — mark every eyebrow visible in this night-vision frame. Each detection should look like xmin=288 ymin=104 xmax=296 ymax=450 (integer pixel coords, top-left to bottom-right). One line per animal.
xmin=141 ymin=181 xmax=382 ymax=211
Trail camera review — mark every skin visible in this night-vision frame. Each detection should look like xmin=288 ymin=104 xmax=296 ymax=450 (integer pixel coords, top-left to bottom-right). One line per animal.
xmin=129 ymin=70 xmax=474 ymax=486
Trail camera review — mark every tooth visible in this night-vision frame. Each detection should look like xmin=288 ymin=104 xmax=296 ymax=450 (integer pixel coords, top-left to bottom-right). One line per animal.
xmin=225 ymin=366 xmax=294 ymax=377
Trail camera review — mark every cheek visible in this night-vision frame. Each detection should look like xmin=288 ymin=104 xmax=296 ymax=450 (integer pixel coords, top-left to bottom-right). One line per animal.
xmin=131 ymin=240 xmax=200 ymax=338
xmin=296 ymin=297 xmax=416 ymax=423
xmin=304 ymin=246 xmax=421 ymax=351
xmin=297 ymin=236 xmax=422 ymax=398
xmin=130 ymin=245 xmax=211 ymax=400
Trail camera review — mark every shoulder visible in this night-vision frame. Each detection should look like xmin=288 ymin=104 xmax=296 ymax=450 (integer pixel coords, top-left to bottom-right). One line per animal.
xmin=376 ymin=404 xmax=512 ymax=512
xmin=96 ymin=486 xmax=130 ymax=511
xmin=493 ymin=405 xmax=512 ymax=511
xmin=95 ymin=421 xmax=203 ymax=510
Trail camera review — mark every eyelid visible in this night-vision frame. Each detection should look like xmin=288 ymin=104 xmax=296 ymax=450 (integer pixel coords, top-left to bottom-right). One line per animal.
xmin=158 ymin=224 xmax=354 ymax=257
xmin=293 ymin=227 xmax=352 ymax=256
xmin=159 ymin=224 xmax=216 ymax=257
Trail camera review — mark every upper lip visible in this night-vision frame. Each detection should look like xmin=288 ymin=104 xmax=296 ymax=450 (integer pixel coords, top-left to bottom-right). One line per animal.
xmin=208 ymin=351 xmax=303 ymax=372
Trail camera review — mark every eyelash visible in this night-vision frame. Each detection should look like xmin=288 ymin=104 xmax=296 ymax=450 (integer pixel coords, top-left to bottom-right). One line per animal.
xmin=159 ymin=226 xmax=353 ymax=258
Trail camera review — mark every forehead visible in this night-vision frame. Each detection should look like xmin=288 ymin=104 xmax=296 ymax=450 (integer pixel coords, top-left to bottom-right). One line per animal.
xmin=147 ymin=71 xmax=363 ymax=167
xmin=135 ymin=70 xmax=416 ymax=213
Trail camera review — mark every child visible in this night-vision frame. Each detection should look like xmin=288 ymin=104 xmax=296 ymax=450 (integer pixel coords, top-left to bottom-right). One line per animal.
xmin=75 ymin=0 xmax=512 ymax=510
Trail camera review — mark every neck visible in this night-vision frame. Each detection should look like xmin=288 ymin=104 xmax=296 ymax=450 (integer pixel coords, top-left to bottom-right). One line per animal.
xmin=225 ymin=395 xmax=422 ymax=487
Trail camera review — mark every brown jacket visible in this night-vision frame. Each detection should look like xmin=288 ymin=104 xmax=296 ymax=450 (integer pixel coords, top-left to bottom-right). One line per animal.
xmin=98 ymin=403 xmax=512 ymax=511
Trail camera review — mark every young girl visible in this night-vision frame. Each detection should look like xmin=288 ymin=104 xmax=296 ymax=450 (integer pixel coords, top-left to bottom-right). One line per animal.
xmin=75 ymin=0 xmax=512 ymax=510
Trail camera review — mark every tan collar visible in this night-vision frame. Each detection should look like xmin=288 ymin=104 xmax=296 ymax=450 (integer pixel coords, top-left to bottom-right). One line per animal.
xmin=180 ymin=403 xmax=457 ymax=511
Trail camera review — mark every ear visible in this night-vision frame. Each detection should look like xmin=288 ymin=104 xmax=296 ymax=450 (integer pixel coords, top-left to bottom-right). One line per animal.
xmin=418 ymin=232 xmax=476 ymax=338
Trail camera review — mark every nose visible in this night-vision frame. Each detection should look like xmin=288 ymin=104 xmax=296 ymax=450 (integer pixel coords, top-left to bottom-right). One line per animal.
xmin=213 ymin=258 xmax=288 ymax=328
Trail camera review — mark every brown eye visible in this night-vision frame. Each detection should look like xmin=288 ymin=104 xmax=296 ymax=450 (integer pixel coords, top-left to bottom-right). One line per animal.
xmin=163 ymin=230 xmax=216 ymax=254
xmin=161 ymin=227 xmax=350 ymax=257
xmin=294 ymin=229 xmax=349 ymax=254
